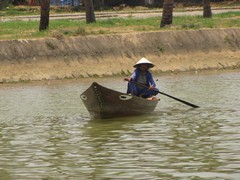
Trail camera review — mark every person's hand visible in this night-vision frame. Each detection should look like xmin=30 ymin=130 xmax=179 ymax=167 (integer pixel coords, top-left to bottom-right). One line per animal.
xmin=124 ymin=78 xmax=130 ymax=81
xmin=149 ymin=85 xmax=154 ymax=90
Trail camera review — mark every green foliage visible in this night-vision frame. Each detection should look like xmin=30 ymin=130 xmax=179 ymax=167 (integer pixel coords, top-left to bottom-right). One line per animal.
xmin=87 ymin=73 xmax=99 ymax=78
xmin=75 ymin=27 xmax=86 ymax=36
xmin=45 ymin=41 xmax=57 ymax=50
xmin=181 ymin=23 xmax=200 ymax=29
xmin=98 ymin=30 xmax=105 ymax=34
xmin=224 ymin=34 xmax=240 ymax=47
xmin=0 ymin=0 xmax=11 ymax=10
xmin=1 ymin=3 xmax=38 ymax=14
xmin=157 ymin=45 xmax=165 ymax=53
xmin=1 ymin=11 xmax=240 ymax=40
xmin=120 ymin=69 xmax=127 ymax=76
xmin=216 ymin=11 xmax=240 ymax=18
xmin=224 ymin=35 xmax=231 ymax=44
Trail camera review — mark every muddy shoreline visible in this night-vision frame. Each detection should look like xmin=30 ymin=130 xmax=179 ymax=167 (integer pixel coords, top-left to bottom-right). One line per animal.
xmin=0 ymin=28 xmax=240 ymax=83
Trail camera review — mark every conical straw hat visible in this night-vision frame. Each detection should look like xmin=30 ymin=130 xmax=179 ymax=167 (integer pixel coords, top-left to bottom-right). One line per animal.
xmin=133 ymin=57 xmax=154 ymax=68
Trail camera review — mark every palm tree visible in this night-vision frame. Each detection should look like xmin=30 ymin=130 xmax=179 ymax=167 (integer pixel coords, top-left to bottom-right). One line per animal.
xmin=84 ymin=0 xmax=96 ymax=23
xmin=203 ymin=0 xmax=212 ymax=18
xmin=160 ymin=0 xmax=174 ymax=28
xmin=39 ymin=0 xmax=50 ymax=31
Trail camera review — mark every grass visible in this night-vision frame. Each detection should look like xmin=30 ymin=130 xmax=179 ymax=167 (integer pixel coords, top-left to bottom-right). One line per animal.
xmin=0 ymin=11 xmax=240 ymax=40
xmin=0 ymin=5 xmax=81 ymax=16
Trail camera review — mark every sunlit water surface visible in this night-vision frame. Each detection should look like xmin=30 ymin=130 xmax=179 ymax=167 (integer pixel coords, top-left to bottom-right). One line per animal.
xmin=0 ymin=71 xmax=240 ymax=179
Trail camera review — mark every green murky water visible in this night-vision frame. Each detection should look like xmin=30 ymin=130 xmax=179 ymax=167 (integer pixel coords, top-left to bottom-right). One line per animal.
xmin=0 ymin=71 xmax=240 ymax=179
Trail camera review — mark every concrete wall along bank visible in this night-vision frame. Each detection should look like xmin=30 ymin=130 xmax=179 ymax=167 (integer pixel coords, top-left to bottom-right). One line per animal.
xmin=0 ymin=28 xmax=240 ymax=82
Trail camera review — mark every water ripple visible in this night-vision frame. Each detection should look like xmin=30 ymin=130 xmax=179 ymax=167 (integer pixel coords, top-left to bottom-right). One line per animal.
xmin=1 ymin=72 xmax=240 ymax=179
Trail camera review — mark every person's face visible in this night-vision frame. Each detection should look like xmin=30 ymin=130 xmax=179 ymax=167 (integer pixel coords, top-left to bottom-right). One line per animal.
xmin=139 ymin=64 xmax=149 ymax=71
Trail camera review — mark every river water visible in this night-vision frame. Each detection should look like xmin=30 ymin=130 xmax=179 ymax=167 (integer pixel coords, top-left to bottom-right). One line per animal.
xmin=0 ymin=71 xmax=240 ymax=179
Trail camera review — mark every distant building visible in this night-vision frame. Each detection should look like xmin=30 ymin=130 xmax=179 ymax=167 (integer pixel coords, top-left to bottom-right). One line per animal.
xmin=28 ymin=0 xmax=37 ymax=6
xmin=145 ymin=0 xmax=155 ymax=5
xmin=27 ymin=0 xmax=162 ymax=7
xmin=27 ymin=0 xmax=83 ymax=6
xmin=50 ymin=0 xmax=82 ymax=6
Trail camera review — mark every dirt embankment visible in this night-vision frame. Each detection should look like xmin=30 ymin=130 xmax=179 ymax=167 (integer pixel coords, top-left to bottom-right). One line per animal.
xmin=0 ymin=28 xmax=240 ymax=82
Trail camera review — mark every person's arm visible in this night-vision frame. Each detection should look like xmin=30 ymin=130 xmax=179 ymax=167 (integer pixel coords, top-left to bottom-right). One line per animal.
xmin=124 ymin=69 xmax=137 ymax=82
xmin=147 ymin=72 xmax=156 ymax=88
xmin=130 ymin=69 xmax=140 ymax=81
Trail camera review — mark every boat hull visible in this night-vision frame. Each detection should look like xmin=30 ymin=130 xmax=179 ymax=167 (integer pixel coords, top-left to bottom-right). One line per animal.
xmin=80 ymin=82 xmax=159 ymax=119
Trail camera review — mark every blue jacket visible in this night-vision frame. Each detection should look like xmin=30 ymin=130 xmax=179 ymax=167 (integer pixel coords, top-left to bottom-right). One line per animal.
xmin=130 ymin=68 xmax=156 ymax=87
xmin=127 ymin=68 xmax=158 ymax=97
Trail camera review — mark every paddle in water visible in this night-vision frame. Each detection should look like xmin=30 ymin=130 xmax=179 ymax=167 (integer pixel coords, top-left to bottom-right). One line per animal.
xmin=124 ymin=78 xmax=200 ymax=108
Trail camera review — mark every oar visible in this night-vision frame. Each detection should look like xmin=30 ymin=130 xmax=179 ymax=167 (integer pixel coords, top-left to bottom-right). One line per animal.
xmin=124 ymin=78 xmax=200 ymax=108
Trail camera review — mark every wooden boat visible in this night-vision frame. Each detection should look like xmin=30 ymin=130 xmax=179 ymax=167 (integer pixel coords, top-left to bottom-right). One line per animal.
xmin=80 ymin=82 xmax=159 ymax=119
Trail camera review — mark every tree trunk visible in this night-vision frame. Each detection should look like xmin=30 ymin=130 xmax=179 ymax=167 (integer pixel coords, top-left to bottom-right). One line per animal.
xmin=203 ymin=0 xmax=212 ymax=18
xmin=39 ymin=0 xmax=50 ymax=31
xmin=160 ymin=0 xmax=174 ymax=28
xmin=84 ymin=0 xmax=96 ymax=23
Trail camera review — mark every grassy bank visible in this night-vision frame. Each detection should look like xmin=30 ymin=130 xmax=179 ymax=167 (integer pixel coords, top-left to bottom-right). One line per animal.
xmin=1 ymin=1 xmax=240 ymax=17
xmin=0 ymin=11 xmax=240 ymax=40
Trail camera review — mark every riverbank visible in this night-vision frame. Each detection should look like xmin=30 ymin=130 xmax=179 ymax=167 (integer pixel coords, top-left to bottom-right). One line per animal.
xmin=0 ymin=27 xmax=240 ymax=83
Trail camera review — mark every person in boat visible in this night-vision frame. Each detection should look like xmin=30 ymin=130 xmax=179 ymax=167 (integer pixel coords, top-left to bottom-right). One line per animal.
xmin=124 ymin=57 xmax=159 ymax=99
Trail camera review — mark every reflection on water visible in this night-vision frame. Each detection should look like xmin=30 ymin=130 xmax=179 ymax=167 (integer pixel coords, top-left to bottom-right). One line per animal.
xmin=0 ymin=71 xmax=240 ymax=179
